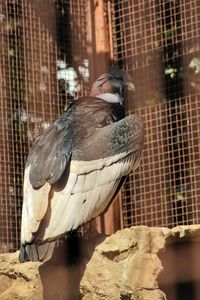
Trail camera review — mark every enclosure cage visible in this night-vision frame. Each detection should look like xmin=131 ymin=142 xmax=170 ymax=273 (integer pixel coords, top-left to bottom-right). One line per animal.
xmin=0 ymin=0 xmax=200 ymax=253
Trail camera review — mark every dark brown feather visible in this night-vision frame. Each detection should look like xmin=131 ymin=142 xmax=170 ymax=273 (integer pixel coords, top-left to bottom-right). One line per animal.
xmin=27 ymin=96 xmax=125 ymax=188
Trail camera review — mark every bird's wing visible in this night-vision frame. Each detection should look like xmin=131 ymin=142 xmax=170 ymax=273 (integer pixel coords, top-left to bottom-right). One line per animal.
xmin=69 ymin=114 xmax=144 ymax=227
xmin=26 ymin=107 xmax=74 ymax=189
xmin=26 ymin=97 xmax=122 ymax=188
xmin=25 ymin=114 xmax=144 ymax=242
xmin=21 ymin=98 xmax=125 ymax=243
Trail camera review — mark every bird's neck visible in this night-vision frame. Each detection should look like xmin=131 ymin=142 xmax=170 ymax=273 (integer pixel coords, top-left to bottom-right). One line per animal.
xmin=96 ymin=93 xmax=123 ymax=105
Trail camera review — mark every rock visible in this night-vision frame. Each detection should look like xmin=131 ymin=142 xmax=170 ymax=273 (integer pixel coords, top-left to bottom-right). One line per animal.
xmin=0 ymin=225 xmax=200 ymax=300
xmin=0 ymin=252 xmax=42 ymax=300
xmin=80 ymin=226 xmax=167 ymax=300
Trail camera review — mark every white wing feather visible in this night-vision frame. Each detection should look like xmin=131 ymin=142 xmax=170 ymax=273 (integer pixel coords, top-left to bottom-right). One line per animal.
xmin=21 ymin=151 xmax=137 ymax=243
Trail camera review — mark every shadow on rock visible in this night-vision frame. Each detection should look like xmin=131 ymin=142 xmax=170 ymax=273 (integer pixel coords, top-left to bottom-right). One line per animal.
xmin=39 ymin=232 xmax=106 ymax=300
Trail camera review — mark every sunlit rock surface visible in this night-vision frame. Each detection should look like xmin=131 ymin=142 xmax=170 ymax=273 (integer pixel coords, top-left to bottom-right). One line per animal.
xmin=0 ymin=225 xmax=199 ymax=300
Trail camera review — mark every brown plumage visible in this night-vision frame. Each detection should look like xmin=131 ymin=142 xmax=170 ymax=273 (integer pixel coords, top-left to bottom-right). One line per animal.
xmin=19 ymin=67 xmax=144 ymax=262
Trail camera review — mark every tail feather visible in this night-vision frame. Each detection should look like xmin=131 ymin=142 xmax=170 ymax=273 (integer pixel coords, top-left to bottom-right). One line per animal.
xmin=19 ymin=240 xmax=56 ymax=263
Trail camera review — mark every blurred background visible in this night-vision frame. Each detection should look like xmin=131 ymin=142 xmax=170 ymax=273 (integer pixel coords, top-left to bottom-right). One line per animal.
xmin=0 ymin=1 xmax=200 ymax=299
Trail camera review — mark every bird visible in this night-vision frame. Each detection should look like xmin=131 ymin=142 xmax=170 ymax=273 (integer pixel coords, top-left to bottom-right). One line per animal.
xmin=19 ymin=66 xmax=144 ymax=262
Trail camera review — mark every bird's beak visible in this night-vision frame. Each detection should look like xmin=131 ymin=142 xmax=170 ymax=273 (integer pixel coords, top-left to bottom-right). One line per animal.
xmin=127 ymin=82 xmax=135 ymax=91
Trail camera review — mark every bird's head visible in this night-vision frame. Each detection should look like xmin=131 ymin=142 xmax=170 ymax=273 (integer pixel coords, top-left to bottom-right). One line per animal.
xmin=90 ymin=66 xmax=135 ymax=105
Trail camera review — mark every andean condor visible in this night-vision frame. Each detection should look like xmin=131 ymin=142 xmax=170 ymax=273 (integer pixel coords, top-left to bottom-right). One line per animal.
xmin=19 ymin=67 xmax=144 ymax=262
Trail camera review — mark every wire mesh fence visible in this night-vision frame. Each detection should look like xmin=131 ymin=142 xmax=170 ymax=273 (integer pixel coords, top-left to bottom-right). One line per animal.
xmin=0 ymin=0 xmax=200 ymax=252
xmin=121 ymin=96 xmax=200 ymax=227
xmin=0 ymin=0 xmax=89 ymax=252
xmin=110 ymin=0 xmax=200 ymax=228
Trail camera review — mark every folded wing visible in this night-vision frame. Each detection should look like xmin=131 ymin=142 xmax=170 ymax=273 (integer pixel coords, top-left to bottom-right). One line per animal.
xmin=21 ymin=113 xmax=144 ymax=246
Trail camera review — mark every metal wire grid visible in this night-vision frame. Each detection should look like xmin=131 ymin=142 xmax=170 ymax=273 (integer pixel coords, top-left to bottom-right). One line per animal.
xmin=121 ymin=96 xmax=200 ymax=227
xmin=111 ymin=0 xmax=200 ymax=102
xmin=1 ymin=0 xmax=200 ymax=252
xmin=110 ymin=0 xmax=200 ymax=227
xmin=0 ymin=0 xmax=89 ymax=252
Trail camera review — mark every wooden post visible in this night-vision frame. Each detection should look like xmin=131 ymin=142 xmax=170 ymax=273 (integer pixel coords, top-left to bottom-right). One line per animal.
xmin=87 ymin=0 xmax=110 ymax=83
xmin=87 ymin=0 xmax=121 ymax=235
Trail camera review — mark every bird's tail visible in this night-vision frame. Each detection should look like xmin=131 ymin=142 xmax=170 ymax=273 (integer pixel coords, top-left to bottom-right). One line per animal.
xmin=19 ymin=240 xmax=56 ymax=263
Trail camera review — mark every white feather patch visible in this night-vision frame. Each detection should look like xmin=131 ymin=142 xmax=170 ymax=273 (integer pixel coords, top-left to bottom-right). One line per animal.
xmin=21 ymin=166 xmax=51 ymax=243
xmin=21 ymin=150 xmax=139 ymax=243
xmin=42 ymin=156 xmax=135 ymax=239
xmin=97 ymin=93 xmax=123 ymax=104
xmin=71 ymin=151 xmax=132 ymax=174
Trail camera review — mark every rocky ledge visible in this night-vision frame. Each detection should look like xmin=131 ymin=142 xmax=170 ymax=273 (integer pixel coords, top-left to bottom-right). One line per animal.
xmin=0 ymin=225 xmax=200 ymax=300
